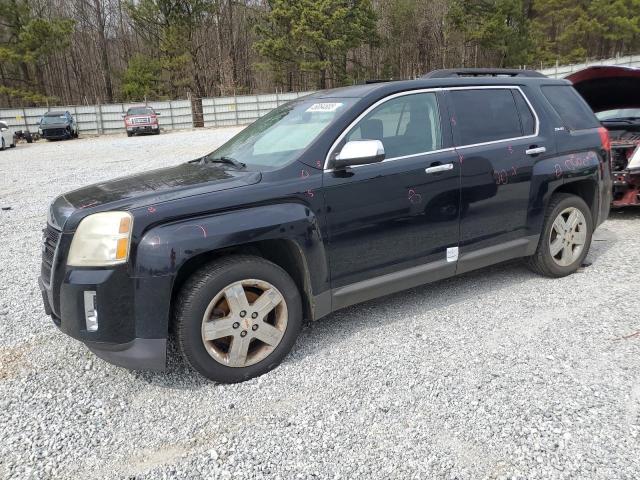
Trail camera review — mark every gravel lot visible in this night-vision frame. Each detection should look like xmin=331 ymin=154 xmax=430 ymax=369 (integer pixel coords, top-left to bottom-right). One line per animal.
xmin=1 ymin=129 xmax=639 ymax=480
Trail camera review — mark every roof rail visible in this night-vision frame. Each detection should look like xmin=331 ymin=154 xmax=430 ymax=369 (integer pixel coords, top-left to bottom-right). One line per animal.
xmin=364 ymin=79 xmax=396 ymax=84
xmin=422 ymin=68 xmax=547 ymax=79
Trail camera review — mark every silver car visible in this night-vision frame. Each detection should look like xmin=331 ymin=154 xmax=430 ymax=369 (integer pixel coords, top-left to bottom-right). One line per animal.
xmin=0 ymin=121 xmax=15 ymax=150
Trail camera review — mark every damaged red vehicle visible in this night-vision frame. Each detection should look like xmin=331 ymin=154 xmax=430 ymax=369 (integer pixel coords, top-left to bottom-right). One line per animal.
xmin=568 ymin=66 xmax=640 ymax=207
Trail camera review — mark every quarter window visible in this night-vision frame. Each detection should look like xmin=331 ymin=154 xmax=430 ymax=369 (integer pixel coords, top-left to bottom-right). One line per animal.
xmin=344 ymin=92 xmax=442 ymax=159
xmin=449 ymin=89 xmax=524 ymax=145
xmin=541 ymin=85 xmax=600 ymax=131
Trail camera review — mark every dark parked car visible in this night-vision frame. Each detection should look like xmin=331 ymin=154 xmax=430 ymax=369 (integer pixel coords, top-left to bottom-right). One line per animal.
xmin=123 ymin=106 xmax=161 ymax=136
xmin=567 ymin=66 xmax=640 ymax=207
xmin=39 ymin=69 xmax=611 ymax=383
xmin=39 ymin=111 xmax=78 ymax=140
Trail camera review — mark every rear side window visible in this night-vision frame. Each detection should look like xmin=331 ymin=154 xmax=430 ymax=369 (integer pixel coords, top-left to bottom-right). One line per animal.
xmin=449 ymin=89 xmax=523 ymax=145
xmin=541 ymin=85 xmax=600 ymax=130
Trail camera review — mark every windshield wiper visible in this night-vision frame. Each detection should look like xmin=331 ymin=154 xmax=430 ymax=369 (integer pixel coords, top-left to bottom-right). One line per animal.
xmin=199 ymin=155 xmax=246 ymax=169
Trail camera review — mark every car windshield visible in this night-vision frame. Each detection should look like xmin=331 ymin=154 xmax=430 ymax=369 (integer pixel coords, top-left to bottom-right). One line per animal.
xmin=207 ymin=98 xmax=356 ymax=169
xmin=41 ymin=115 xmax=67 ymax=124
xmin=596 ymin=108 xmax=640 ymax=121
xmin=127 ymin=107 xmax=154 ymax=115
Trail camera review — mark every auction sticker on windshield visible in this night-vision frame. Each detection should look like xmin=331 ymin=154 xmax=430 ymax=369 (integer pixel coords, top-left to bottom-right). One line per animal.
xmin=306 ymin=103 xmax=343 ymax=113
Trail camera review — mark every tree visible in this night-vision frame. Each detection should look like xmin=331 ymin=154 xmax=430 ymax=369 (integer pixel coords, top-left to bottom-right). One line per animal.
xmin=448 ymin=0 xmax=532 ymax=67
xmin=256 ymin=0 xmax=378 ymax=89
xmin=121 ymin=54 xmax=164 ymax=100
xmin=0 ymin=0 xmax=74 ymax=104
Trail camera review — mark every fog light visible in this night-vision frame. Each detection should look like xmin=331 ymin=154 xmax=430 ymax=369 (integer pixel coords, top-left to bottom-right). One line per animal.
xmin=84 ymin=291 xmax=98 ymax=332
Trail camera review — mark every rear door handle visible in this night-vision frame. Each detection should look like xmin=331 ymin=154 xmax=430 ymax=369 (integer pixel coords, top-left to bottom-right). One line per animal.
xmin=525 ymin=146 xmax=546 ymax=156
xmin=425 ymin=163 xmax=454 ymax=174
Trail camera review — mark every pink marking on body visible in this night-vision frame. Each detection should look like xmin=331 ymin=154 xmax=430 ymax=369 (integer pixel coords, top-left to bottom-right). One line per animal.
xmin=79 ymin=201 xmax=98 ymax=209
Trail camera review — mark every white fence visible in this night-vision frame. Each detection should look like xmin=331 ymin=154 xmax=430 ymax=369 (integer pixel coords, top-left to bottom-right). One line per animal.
xmin=539 ymin=54 xmax=640 ymax=78
xmin=0 ymin=91 xmax=314 ymax=136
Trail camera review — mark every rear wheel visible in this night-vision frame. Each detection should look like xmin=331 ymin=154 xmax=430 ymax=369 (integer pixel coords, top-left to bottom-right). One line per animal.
xmin=174 ymin=255 xmax=302 ymax=383
xmin=525 ymin=193 xmax=593 ymax=277
xmin=1 ymin=138 xmax=5 ymax=151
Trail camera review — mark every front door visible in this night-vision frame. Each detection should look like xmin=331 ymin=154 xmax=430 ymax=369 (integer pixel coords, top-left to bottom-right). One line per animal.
xmin=322 ymin=91 xmax=461 ymax=306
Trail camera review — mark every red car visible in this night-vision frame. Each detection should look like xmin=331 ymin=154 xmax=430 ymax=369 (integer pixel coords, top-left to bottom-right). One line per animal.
xmin=123 ymin=106 xmax=160 ymax=137
xmin=567 ymin=66 xmax=640 ymax=207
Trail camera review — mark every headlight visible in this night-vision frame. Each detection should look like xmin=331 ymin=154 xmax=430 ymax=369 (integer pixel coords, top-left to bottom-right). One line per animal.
xmin=67 ymin=212 xmax=133 ymax=267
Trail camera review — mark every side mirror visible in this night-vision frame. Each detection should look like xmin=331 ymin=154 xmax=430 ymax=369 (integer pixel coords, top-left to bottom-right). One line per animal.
xmin=155 ymin=112 xmax=161 ymax=116
xmin=332 ymin=140 xmax=385 ymax=169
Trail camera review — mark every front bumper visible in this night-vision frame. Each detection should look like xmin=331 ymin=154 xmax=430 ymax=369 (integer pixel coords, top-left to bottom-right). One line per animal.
xmin=39 ymin=260 xmax=172 ymax=371
xmin=41 ymin=129 xmax=71 ymax=140
xmin=126 ymin=124 xmax=159 ymax=134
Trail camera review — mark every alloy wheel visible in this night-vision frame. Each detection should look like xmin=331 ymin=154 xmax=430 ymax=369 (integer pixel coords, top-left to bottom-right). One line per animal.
xmin=548 ymin=207 xmax=587 ymax=267
xmin=200 ymin=279 xmax=288 ymax=367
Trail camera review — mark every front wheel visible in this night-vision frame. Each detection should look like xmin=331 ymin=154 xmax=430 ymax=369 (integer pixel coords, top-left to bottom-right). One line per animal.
xmin=1 ymin=138 xmax=4 ymax=151
xmin=174 ymin=255 xmax=302 ymax=383
xmin=525 ymin=193 xmax=593 ymax=277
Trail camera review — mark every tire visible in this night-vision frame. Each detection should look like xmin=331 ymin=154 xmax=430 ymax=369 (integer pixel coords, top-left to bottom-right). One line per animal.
xmin=127 ymin=132 xmax=133 ymax=137
xmin=174 ymin=255 xmax=302 ymax=383
xmin=525 ymin=193 xmax=593 ymax=278
xmin=1 ymin=138 xmax=4 ymax=151
xmin=154 ymin=129 xmax=160 ymax=135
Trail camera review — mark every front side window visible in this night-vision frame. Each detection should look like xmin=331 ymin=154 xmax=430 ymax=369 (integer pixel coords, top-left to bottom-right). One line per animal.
xmin=450 ymin=89 xmax=524 ymax=145
xmin=210 ymin=98 xmax=356 ymax=169
xmin=343 ymin=92 xmax=442 ymax=159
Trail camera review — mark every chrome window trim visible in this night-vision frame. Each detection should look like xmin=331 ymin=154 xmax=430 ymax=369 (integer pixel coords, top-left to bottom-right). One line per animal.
xmin=323 ymin=85 xmax=540 ymax=171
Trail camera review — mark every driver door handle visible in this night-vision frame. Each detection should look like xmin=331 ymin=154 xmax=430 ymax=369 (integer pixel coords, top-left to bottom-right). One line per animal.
xmin=425 ymin=163 xmax=454 ymax=174
xmin=525 ymin=146 xmax=546 ymax=156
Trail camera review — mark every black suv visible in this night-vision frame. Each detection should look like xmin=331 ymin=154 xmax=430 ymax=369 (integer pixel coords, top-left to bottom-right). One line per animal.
xmin=39 ymin=69 xmax=612 ymax=383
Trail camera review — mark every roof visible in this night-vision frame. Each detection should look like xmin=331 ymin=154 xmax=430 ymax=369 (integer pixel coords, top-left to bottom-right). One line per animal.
xmin=308 ymin=75 xmax=568 ymax=101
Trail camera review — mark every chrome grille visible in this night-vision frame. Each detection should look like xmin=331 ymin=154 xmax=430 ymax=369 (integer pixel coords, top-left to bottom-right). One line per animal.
xmin=133 ymin=117 xmax=151 ymax=124
xmin=41 ymin=224 xmax=61 ymax=286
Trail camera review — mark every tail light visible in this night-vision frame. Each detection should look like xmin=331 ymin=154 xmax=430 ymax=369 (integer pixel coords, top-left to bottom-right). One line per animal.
xmin=598 ymin=126 xmax=612 ymax=174
xmin=598 ymin=126 xmax=611 ymax=152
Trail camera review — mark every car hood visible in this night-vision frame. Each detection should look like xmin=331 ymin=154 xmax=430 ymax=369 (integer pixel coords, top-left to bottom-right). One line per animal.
xmin=49 ymin=162 xmax=261 ymax=230
xmin=566 ymin=66 xmax=640 ymax=113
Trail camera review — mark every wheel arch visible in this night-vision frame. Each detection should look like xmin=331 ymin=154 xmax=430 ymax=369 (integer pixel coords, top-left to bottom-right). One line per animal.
xmin=552 ymin=177 xmax=598 ymax=222
xmin=170 ymin=238 xmax=317 ymax=323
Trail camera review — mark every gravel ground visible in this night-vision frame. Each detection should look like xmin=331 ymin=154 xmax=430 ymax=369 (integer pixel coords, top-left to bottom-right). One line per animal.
xmin=1 ymin=129 xmax=639 ymax=480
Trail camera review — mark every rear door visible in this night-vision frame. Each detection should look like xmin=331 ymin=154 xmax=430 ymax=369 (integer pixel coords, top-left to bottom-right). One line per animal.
xmin=446 ymin=87 xmax=549 ymax=272
xmin=323 ymin=90 xmax=460 ymax=303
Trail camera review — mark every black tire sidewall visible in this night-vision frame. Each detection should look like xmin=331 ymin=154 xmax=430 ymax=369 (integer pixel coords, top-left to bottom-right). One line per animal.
xmin=177 ymin=259 xmax=302 ymax=383
xmin=539 ymin=196 xmax=593 ymax=276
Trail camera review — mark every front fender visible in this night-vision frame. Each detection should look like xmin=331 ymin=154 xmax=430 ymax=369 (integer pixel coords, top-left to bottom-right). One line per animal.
xmin=133 ymin=202 xmax=328 ymax=292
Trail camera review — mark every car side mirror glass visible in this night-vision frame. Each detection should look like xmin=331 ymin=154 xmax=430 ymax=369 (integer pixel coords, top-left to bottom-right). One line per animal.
xmin=332 ymin=140 xmax=385 ymax=169
xmin=155 ymin=112 xmax=161 ymax=116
